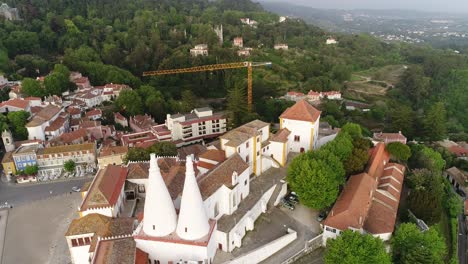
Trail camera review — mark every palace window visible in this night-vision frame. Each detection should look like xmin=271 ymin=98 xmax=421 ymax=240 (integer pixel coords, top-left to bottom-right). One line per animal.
xmin=294 ymin=135 xmax=300 ymax=142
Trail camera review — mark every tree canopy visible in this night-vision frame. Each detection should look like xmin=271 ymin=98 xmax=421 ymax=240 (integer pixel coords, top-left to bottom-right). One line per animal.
xmin=391 ymin=223 xmax=446 ymax=264
xmin=325 ymin=230 xmax=391 ymax=264
xmin=386 ymin=142 xmax=411 ymax=161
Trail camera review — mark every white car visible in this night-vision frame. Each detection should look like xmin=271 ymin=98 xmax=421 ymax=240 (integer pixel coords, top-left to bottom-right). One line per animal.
xmin=72 ymin=186 xmax=81 ymax=192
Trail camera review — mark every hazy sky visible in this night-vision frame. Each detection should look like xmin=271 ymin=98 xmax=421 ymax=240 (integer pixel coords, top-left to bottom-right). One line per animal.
xmin=262 ymin=0 xmax=468 ymax=13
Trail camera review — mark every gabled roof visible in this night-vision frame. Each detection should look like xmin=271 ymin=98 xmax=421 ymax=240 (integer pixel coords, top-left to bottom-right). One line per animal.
xmin=270 ymin=128 xmax=291 ymax=143
xmin=198 ymin=154 xmax=249 ymax=199
xmin=80 ymin=165 xmax=128 ymax=211
xmin=0 ymin=98 xmax=29 ymax=110
xmin=280 ymin=99 xmax=321 ymax=122
xmin=199 ymin=149 xmax=226 ymax=163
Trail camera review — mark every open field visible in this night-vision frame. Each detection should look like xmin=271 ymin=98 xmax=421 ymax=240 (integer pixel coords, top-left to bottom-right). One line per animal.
xmin=2 ymin=193 xmax=81 ymax=264
xmin=356 ymin=64 xmax=407 ymax=85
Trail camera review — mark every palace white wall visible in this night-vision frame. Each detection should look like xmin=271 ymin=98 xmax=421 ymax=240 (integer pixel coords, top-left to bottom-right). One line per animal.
xmin=227 ymin=229 xmax=297 ymax=264
xmin=135 ymin=231 xmax=217 ymax=264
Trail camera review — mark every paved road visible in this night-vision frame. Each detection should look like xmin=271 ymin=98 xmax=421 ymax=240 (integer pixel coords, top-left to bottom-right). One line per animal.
xmin=0 ymin=177 xmax=91 ymax=207
xmin=459 ymin=215 xmax=467 ymax=264
xmin=0 ymin=209 xmax=8 ymax=263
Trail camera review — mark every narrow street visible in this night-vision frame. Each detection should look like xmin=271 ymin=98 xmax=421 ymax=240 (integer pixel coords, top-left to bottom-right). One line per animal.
xmin=459 ymin=215 xmax=467 ymax=264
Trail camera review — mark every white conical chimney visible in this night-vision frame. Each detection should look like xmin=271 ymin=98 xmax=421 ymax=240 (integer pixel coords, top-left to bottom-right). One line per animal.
xmin=176 ymin=156 xmax=210 ymax=240
xmin=142 ymin=154 xmax=177 ymax=237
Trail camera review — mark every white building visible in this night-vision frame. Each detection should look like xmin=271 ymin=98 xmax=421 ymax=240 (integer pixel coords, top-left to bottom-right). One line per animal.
xmin=220 ymin=120 xmax=270 ymax=176
xmin=326 ymin=37 xmax=338 ymax=45
xmin=134 ymin=155 xmax=218 ymax=264
xmin=233 ymin=37 xmax=243 ymax=48
xmin=240 ymin=18 xmax=258 ymax=27
xmin=26 ymin=105 xmax=64 ymax=141
xmin=36 ymin=143 xmax=96 ymax=179
xmin=279 ymin=100 xmax=321 ymax=152
xmin=78 ymin=165 xmax=127 ymax=218
xmin=274 ymin=44 xmax=288 ymax=50
xmin=190 ymin=44 xmax=209 ymax=57
xmin=0 ymin=98 xmax=31 ymax=113
xmin=279 ymin=16 xmax=287 ymax=23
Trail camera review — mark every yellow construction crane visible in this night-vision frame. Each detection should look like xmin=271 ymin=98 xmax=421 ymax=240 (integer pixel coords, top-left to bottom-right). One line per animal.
xmin=143 ymin=61 xmax=272 ymax=111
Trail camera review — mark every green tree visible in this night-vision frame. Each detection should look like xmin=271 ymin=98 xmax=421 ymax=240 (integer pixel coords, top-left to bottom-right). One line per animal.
xmin=287 ymin=151 xmax=344 ymax=209
xmin=180 ymin=90 xmax=196 ymax=113
xmin=115 ymin=90 xmax=143 ymax=116
xmin=344 ymin=147 xmax=369 ymax=175
xmin=20 ymin=78 xmax=45 ymax=97
xmin=24 ymin=164 xmax=39 ymax=175
xmin=386 ymin=142 xmax=411 ymax=161
xmin=423 ymin=102 xmax=447 ymax=141
xmin=391 ymin=223 xmax=446 ymax=264
xmin=7 ymin=111 xmax=30 ymax=140
xmin=340 ymin=123 xmax=362 ymax=140
xmin=64 ymin=160 xmax=76 ymax=173
xmin=322 ymin=132 xmax=354 ymax=162
xmin=226 ymin=85 xmax=248 ymax=128
xmin=148 ymin=141 xmax=178 ymax=156
xmin=407 ymin=169 xmax=444 ymax=223
xmin=388 ymin=105 xmax=415 ymax=139
xmin=325 ymin=230 xmax=391 ymax=264
xmin=409 ymin=145 xmax=446 ymax=172
xmin=124 ymin=148 xmax=149 ymax=163
xmin=398 ymin=66 xmax=430 ymax=107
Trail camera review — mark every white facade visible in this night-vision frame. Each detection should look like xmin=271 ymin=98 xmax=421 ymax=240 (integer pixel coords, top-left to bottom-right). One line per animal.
xmin=280 ymin=117 xmax=320 ymax=152
xmin=190 ymin=44 xmax=209 ymax=56
xmin=66 ymin=233 xmax=93 ymax=264
xmin=326 ymin=38 xmax=338 ymax=45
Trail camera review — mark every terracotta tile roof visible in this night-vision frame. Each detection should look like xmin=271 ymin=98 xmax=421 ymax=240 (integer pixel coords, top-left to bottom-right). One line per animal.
xmin=44 ymin=116 xmax=67 ymax=132
xmin=270 ymin=128 xmax=291 ymax=142
xmin=92 ymin=237 xmax=139 ymax=264
xmin=80 ymin=165 xmax=128 ymax=211
xmin=26 ymin=105 xmax=62 ymax=127
xmin=80 ymin=120 xmax=101 ymax=129
xmin=126 ymin=159 xmax=187 ymax=199
xmin=66 ymin=213 xmax=112 ymax=236
xmin=221 ymin=119 xmax=268 ymax=147
xmin=67 ymin=107 xmax=81 ymax=115
xmin=446 ymin=167 xmax=468 ymax=185
xmin=280 ymin=99 xmax=321 ymax=122
xmin=57 ymin=128 xmax=88 ymax=144
xmin=86 ymin=109 xmax=102 ymax=117
xmin=307 ymin=90 xmax=320 ymax=96
xmin=99 ymin=146 xmax=128 ymax=158
xmin=197 ymin=161 xmax=216 ymax=170
xmin=135 ymin=248 xmax=149 ymax=264
xmin=323 ymin=173 xmax=375 ymax=230
xmin=30 ymin=106 xmax=43 ymax=115
xmin=199 ymin=149 xmax=226 ymax=163
xmin=114 ymin=112 xmax=126 ymax=121
xmin=287 ymin=91 xmax=304 ymax=96
xmin=449 ymin=145 xmax=468 ymax=157
xmin=198 ymin=154 xmax=249 ymax=199
xmin=177 ymin=144 xmax=207 ymax=159
xmin=324 ymin=143 xmax=405 ymax=236
xmin=0 ymin=98 xmax=29 ymax=110
xmin=373 ymin=132 xmax=407 ymax=144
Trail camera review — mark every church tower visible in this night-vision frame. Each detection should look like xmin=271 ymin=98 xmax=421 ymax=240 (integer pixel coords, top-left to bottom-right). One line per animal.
xmin=214 ymin=24 xmax=223 ymax=45
xmin=2 ymin=130 xmax=15 ymax=152
xmin=176 ymin=156 xmax=210 ymax=240
xmin=142 ymin=154 xmax=177 ymax=237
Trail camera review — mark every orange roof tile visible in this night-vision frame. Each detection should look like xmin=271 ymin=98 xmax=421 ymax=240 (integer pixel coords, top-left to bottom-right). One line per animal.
xmin=280 ymin=99 xmax=321 ymax=122
xmin=199 ymin=149 xmax=226 ymax=163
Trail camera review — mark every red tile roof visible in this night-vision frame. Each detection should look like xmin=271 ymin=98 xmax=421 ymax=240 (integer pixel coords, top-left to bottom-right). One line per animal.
xmin=270 ymin=128 xmax=291 ymax=142
xmin=86 ymin=109 xmax=102 ymax=117
xmin=323 ymin=143 xmax=405 ymax=236
xmin=0 ymin=99 xmax=29 ymax=110
xmin=80 ymin=165 xmax=128 ymax=211
xmin=449 ymin=145 xmax=468 ymax=157
xmin=199 ymin=149 xmax=226 ymax=163
xmin=280 ymin=100 xmax=321 ymax=122
xmin=99 ymin=146 xmax=128 ymax=157
xmin=114 ymin=112 xmax=126 ymax=121
xmin=44 ymin=116 xmax=67 ymax=132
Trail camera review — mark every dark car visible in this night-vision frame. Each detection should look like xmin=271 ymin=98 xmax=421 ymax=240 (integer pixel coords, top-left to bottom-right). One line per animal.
xmin=281 ymin=198 xmax=295 ymax=210
xmin=317 ymin=211 xmax=327 ymax=222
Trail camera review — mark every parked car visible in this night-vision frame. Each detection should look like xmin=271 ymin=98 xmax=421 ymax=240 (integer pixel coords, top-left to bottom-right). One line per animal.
xmin=285 ymin=193 xmax=299 ymax=204
xmin=317 ymin=211 xmax=327 ymax=222
xmin=72 ymin=186 xmax=81 ymax=192
xmin=280 ymin=198 xmax=295 ymax=210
